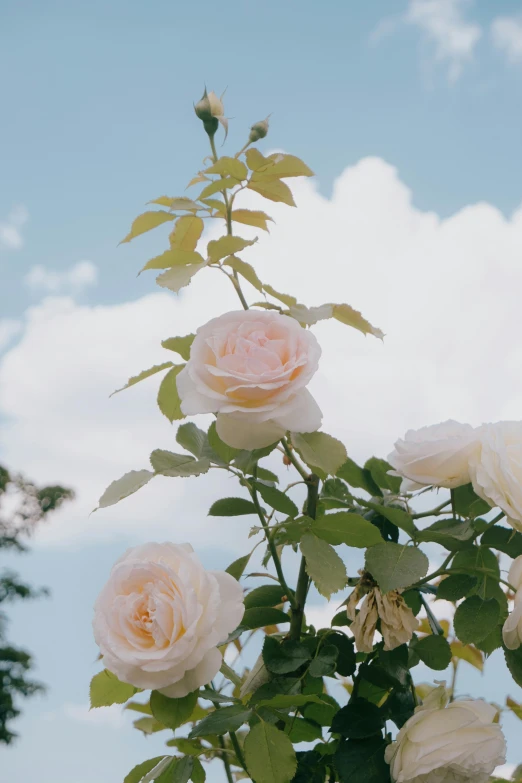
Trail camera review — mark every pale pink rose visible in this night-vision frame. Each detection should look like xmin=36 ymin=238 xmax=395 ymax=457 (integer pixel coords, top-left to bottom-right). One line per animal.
xmin=93 ymin=542 xmax=244 ymax=698
xmin=388 ymin=420 xmax=479 ymax=491
xmin=177 ymin=310 xmax=322 ymax=449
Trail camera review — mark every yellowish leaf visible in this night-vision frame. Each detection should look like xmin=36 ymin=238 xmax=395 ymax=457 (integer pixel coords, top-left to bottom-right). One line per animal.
xmin=207 ymin=236 xmax=257 ymax=263
xmin=263 ymin=285 xmax=297 ymax=308
xmin=247 ymin=178 xmax=296 ymax=207
xmin=205 ymin=156 xmax=248 ymax=181
xmin=245 ymin=148 xmax=273 ymax=172
xmin=231 ymin=209 xmax=273 ymax=231
xmin=147 ymin=196 xmax=201 ymax=211
xmin=157 ymin=365 xmax=185 ymax=422
xmin=224 ymin=257 xmax=263 ymax=291
xmin=332 ymin=303 xmax=384 ymax=340
xmin=450 ymin=641 xmax=484 ymax=672
xmin=507 ymin=696 xmax=522 ymax=720
xmin=251 ymin=302 xmax=282 ymax=311
xmin=110 ymin=362 xmax=174 ymax=397
xmin=200 ymin=197 xmax=226 ymax=214
xmin=199 ymin=177 xmax=237 ymax=199
xmin=120 ymin=211 xmax=175 ymax=244
xmin=186 ymin=174 xmax=209 ymax=189
xmin=169 ymin=215 xmax=204 ymax=251
xmin=142 ymin=249 xmax=205 ymax=272
xmin=264 ymin=153 xmax=314 ymax=178
xmin=288 ymin=304 xmax=333 ymax=326
xmin=161 ymin=334 xmax=195 ymax=361
xmin=156 ymin=262 xmax=206 ymax=294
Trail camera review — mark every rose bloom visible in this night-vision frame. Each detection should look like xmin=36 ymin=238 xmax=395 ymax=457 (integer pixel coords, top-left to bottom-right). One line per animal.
xmin=385 ymin=686 xmax=506 ymax=783
xmin=177 ymin=310 xmax=322 ymax=449
xmin=503 ymin=591 xmax=522 ymax=649
xmin=93 ymin=542 xmax=244 ymax=698
xmin=469 ymin=421 xmax=522 ymax=532
xmin=347 ymin=585 xmax=418 ymax=653
xmin=387 ymin=420 xmax=478 ymax=491
xmin=509 ymin=556 xmax=522 ymax=592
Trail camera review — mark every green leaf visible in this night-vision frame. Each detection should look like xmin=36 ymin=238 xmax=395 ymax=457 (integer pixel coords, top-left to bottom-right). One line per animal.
xmin=205 ymin=156 xmax=248 ymax=180
xmin=254 ymin=481 xmax=298 ymax=517
xmin=208 ymin=497 xmax=257 ymax=516
xmin=262 ymin=285 xmax=297 ymax=307
xmin=300 ymin=533 xmax=348 ymax=599
xmin=504 ymin=645 xmax=522 ymax=688
xmin=244 ymin=721 xmax=297 ymax=783
xmin=364 ymin=543 xmax=429 ymax=593
xmin=133 ymin=716 xmax=167 ymax=735
xmin=231 ymin=209 xmax=272 ymax=231
xmin=256 ymin=467 xmax=279 ymax=483
xmin=331 ymin=699 xmax=384 ymax=739
xmin=199 ymin=177 xmax=237 ymax=199
xmin=452 ymin=484 xmax=491 ymax=518
xmin=332 ymin=303 xmax=384 ymax=340
xmin=96 ymin=470 xmax=154 ymax=510
xmin=309 ymin=644 xmax=338 ymax=677
xmin=416 ymin=517 xmax=474 ymax=550
xmin=142 ymin=249 xmax=205 ymax=272
xmin=507 ymin=696 xmax=522 ymax=721
xmin=244 ymin=585 xmax=287 ymax=610
xmin=124 ymin=757 xmax=170 ymax=783
xmin=292 ymin=432 xmax=347 ymax=478
xmin=157 ymin=365 xmax=185 ymax=422
xmin=256 ymin=694 xmax=325 ymax=709
xmin=121 ymin=210 xmax=176 ymax=243
xmin=242 ymin=607 xmax=290 ymax=629
xmin=247 ymin=178 xmax=296 ymax=207
xmin=336 ymin=458 xmax=381 ymax=496
xmin=334 ymin=737 xmax=389 ymax=783
xmin=262 ymin=154 xmax=314 ymax=179
xmin=150 ymin=690 xmax=198 ymax=731
xmin=208 ymin=421 xmax=241 ymax=463
xmin=169 ymin=215 xmax=204 ymax=251
xmin=226 ymin=553 xmax=251 ymax=580
xmin=90 ymin=669 xmax=137 ymax=708
xmin=263 ymin=636 xmax=311 ymax=674
xmin=233 ymin=445 xmax=278 ymax=474
xmin=191 ymin=758 xmax=205 ymax=783
xmin=207 ymin=235 xmax=257 ymax=263
xmin=287 ymin=717 xmax=322 ymax=743
xmin=150 ymin=450 xmax=210 ymax=477
xmin=364 ymin=457 xmax=401 ymax=493
xmin=189 ymin=705 xmax=253 ymax=738
xmin=454 ymin=596 xmax=500 ymax=644
xmin=482 ymin=525 xmax=522 ymax=558
xmin=156 ymin=262 xmax=206 ymax=293
xmin=414 ymin=635 xmax=452 ymax=670
xmin=437 ymin=574 xmax=477 ymax=601
xmin=176 ymin=422 xmax=207 ymax=457
xmin=110 ymin=362 xmax=174 ymax=396
xmin=360 ymin=501 xmax=415 ymax=537
xmin=224 ymin=256 xmax=263 ymax=291
xmin=162 ymin=334 xmax=195 ymax=361
xmin=312 ymin=512 xmax=384 ymax=548
xmin=169 ymin=757 xmax=194 ymax=783
xmin=148 ymin=196 xmax=201 ymax=211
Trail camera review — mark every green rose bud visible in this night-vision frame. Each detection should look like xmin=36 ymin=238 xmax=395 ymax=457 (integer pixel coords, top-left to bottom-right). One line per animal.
xmin=194 ymin=88 xmax=227 ymax=138
xmin=248 ymin=116 xmax=270 ymax=143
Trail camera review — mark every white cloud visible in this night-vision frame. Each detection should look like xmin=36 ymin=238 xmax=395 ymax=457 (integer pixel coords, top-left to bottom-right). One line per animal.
xmin=0 ymin=319 xmax=21 ymax=352
xmin=23 ymin=260 xmax=98 ymax=294
xmin=492 ymin=15 xmax=522 ymax=64
xmin=372 ymin=0 xmax=482 ymax=82
xmin=2 ymin=157 xmax=522 ymax=549
xmin=495 ymin=763 xmax=516 ymax=780
xmin=43 ymin=702 xmax=127 ymax=729
xmin=0 ymin=205 xmax=28 ymax=250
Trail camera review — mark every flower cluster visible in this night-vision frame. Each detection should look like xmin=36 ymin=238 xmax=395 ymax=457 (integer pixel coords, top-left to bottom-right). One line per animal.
xmin=389 ymin=418 xmax=522 ymax=532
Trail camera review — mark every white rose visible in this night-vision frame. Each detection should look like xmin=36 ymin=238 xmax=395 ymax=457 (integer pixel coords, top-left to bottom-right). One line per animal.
xmin=385 ymin=689 xmax=506 ymax=783
xmin=509 ymin=556 xmax=522 ymax=592
xmin=92 ymin=542 xmax=244 ymax=698
xmin=177 ymin=310 xmax=322 ymax=449
xmin=387 ymin=420 xmax=478 ymax=491
xmin=469 ymin=421 xmax=522 ymax=532
xmin=503 ymin=591 xmax=522 ymax=650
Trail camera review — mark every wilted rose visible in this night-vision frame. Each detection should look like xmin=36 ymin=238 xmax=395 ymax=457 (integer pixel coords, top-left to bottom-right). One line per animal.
xmin=93 ymin=542 xmax=244 ymax=698
xmin=470 ymin=421 xmax=522 ymax=532
xmin=385 ymin=686 xmax=506 ymax=783
xmin=177 ymin=310 xmax=322 ymax=449
xmin=347 ymin=582 xmax=418 ymax=653
xmin=388 ymin=420 xmax=478 ymax=491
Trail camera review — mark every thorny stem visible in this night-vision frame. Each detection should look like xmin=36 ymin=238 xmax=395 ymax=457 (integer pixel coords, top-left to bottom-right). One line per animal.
xmin=289 ymin=474 xmax=319 ymax=640
xmin=281 ymin=439 xmax=310 ymax=480
xmin=412 ymin=501 xmax=451 ymax=519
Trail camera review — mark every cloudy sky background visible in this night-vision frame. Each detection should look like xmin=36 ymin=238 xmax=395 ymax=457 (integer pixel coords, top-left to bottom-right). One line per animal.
xmin=3 ymin=0 xmax=522 ymax=780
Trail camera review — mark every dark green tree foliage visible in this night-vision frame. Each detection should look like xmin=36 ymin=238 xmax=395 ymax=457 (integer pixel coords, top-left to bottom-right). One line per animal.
xmin=0 ymin=464 xmax=73 ymax=743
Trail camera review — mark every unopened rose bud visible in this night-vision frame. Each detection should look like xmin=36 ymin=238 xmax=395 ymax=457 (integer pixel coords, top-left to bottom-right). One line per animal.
xmin=194 ymin=89 xmax=227 ymax=139
xmin=249 ymin=116 xmax=270 ymax=143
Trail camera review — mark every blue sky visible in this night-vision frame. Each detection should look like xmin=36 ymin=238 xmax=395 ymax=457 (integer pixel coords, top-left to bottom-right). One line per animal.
xmin=3 ymin=0 xmax=522 ymax=780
